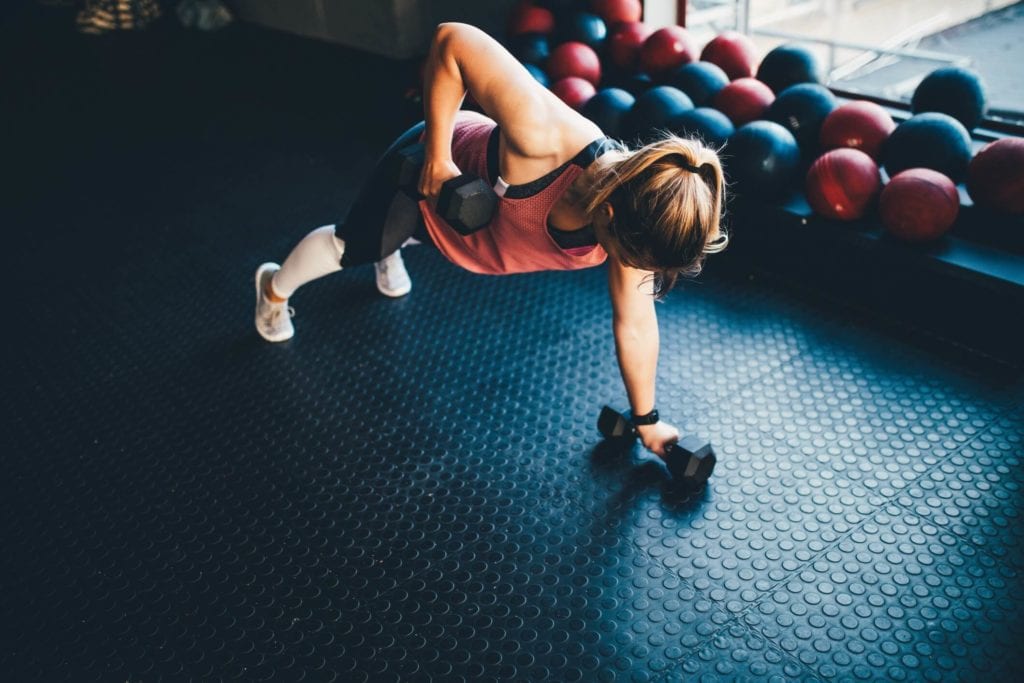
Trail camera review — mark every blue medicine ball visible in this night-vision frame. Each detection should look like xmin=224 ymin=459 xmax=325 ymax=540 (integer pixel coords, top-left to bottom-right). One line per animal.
xmin=725 ymin=120 xmax=801 ymax=199
xmin=756 ymin=44 xmax=823 ymax=94
xmin=583 ymin=88 xmax=636 ymax=140
xmin=911 ymin=66 xmax=988 ymax=130
xmin=882 ymin=112 xmax=973 ymax=182
xmin=525 ymin=63 xmax=549 ymax=88
xmin=666 ymin=61 xmax=730 ymax=108
xmin=767 ymin=83 xmax=838 ymax=155
xmin=670 ymin=107 xmax=734 ymax=148
xmin=623 ymin=86 xmax=694 ymax=144
xmin=510 ymin=32 xmax=551 ymax=67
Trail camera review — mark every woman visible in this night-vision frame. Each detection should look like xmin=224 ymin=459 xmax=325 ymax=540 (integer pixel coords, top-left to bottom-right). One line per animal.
xmin=254 ymin=22 xmax=728 ymax=458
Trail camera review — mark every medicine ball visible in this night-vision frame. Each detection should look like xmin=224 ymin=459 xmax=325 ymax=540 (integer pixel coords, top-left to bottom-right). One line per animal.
xmin=551 ymin=76 xmax=597 ymax=110
xmin=583 ymin=87 xmax=636 ymax=139
xmin=510 ymin=32 xmax=550 ymax=67
xmin=639 ymin=26 xmax=698 ymax=78
xmin=967 ymin=137 xmax=1024 ymax=214
xmin=805 ymin=148 xmax=881 ymax=221
xmin=666 ymin=61 xmax=730 ymax=108
xmin=725 ymin=120 xmax=801 ymax=199
xmin=670 ymin=107 xmax=734 ymax=148
xmin=766 ymin=83 xmax=838 ymax=154
xmin=556 ymin=11 xmax=608 ymax=51
xmin=819 ymin=100 xmax=896 ymax=161
xmin=624 ymin=85 xmax=694 ymax=143
xmin=713 ymin=77 xmax=775 ymax=126
xmin=756 ymin=44 xmax=822 ymax=93
xmin=880 ymin=168 xmax=960 ymax=242
xmin=700 ymin=31 xmax=759 ymax=80
xmin=882 ymin=112 xmax=973 ymax=182
xmin=606 ymin=21 xmax=652 ymax=71
xmin=911 ymin=66 xmax=988 ymax=131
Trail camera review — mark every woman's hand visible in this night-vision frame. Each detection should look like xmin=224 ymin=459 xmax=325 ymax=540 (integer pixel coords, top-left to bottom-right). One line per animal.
xmin=636 ymin=421 xmax=680 ymax=459
xmin=419 ymin=155 xmax=462 ymax=208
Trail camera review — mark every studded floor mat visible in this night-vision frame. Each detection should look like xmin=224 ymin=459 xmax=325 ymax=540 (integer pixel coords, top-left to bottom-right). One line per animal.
xmin=2 ymin=8 xmax=1023 ymax=682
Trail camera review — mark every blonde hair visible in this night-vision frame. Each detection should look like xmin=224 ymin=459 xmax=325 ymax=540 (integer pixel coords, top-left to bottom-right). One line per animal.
xmin=583 ymin=133 xmax=729 ymax=298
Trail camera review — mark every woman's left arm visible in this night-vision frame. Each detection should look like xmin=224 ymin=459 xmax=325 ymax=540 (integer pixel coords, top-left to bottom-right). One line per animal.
xmin=607 ymin=258 xmax=680 ymax=458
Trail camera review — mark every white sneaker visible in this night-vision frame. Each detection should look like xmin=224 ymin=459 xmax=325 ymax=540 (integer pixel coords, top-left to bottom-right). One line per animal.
xmin=254 ymin=262 xmax=295 ymax=342
xmin=375 ymin=250 xmax=411 ymax=298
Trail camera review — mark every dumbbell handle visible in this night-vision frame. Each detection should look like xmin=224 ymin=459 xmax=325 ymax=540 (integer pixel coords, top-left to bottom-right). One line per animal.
xmin=395 ymin=143 xmax=497 ymax=235
xmin=597 ymin=405 xmax=717 ymax=485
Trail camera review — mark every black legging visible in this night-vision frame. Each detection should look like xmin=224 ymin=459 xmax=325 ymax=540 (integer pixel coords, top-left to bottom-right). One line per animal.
xmin=336 ymin=121 xmax=432 ymax=268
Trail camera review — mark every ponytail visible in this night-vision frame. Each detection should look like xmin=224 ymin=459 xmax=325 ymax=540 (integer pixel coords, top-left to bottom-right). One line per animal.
xmin=584 ymin=133 xmax=728 ymax=298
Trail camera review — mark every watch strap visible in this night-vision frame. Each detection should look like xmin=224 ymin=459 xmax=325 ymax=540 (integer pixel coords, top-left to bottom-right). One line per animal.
xmin=631 ymin=408 xmax=659 ymax=426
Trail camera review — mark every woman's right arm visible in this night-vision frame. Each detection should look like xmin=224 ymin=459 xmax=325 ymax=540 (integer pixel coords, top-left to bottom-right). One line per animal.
xmin=419 ymin=22 xmax=580 ymax=199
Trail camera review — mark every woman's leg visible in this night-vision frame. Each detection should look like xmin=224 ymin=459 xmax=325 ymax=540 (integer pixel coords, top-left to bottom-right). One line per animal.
xmin=336 ymin=121 xmax=428 ymax=268
xmin=254 ymin=224 xmax=346 ymax=342
xmin=254 ymin=121 xmax=429 ymax=342
xmin=270 ymin=224 xmax=346 ymax=299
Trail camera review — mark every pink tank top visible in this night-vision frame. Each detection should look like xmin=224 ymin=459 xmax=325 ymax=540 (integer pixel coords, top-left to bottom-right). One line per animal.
xmin=419 ymin=111 xmax=609 ymax=275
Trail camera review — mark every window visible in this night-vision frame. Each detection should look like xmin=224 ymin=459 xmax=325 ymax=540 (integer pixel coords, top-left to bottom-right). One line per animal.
xmin=659 ymin=0 xmax=1024 ymax=124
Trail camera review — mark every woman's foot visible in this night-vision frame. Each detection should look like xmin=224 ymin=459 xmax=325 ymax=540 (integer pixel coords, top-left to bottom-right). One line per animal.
xmin=375 ymin=251 xmax=412 ymax=298
xmin=254 ymin=263 xmax=295 ymax=342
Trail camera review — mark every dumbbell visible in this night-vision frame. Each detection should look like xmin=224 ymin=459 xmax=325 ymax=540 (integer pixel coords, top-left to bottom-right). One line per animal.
xmin=597 ymin=405 xmax=717 ymax=488
xmin=391 ymin=142 xmax=498 ymax=235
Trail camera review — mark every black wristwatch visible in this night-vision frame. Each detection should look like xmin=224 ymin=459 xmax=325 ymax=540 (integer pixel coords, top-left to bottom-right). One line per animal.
xmin=631 ymin=408 xmax=660 ymax=426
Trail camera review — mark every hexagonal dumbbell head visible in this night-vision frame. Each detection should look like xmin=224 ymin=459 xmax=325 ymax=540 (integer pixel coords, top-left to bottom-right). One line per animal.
xmin=438 ymin=175 xmax=498 ymax=235
xmin=597 ymin=405 xmax=637 ymax=439
xmin=664 ymin=436 xmax=716 ymax=487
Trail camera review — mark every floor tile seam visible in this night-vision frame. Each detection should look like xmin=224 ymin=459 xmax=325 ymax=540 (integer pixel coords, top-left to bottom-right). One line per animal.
xmin=647 ymin=615 xmax=830 ymax=683
xmin=745 ymin=406 xmax=1014 ymax=511
xmin=646 ymin=617 xmax=742 ymax=683
xmin=624 ymin=529 xmax=786 ymax=633
xmin=540 ymin=493 xmax=756 ymax=669
xmin=885 ymin=414 xmax=1016 ymax=487
xmin=730 ymin=509 xmax=883 ymax=621
xmin=732 ymin=486 xmax=1014 ymax=627
xmin=885 ymin=494 xmax=1023 ymax=572
xmin=624 ymin=474 xmax=891 ymax=625
xmin=705 ymin=348 xmax=804 ymax=404
xmin=816 ymin=416 xmax=1011 ymax=520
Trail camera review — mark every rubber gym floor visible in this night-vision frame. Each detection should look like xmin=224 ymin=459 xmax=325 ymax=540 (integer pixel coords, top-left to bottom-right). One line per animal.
xmin=2 ymin=7 xmax=1023 ymax=682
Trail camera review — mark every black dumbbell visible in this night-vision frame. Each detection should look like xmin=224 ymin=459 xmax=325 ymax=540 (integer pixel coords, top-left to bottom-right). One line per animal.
xmin=391 ymin=142 xmax=498 ymax=235
xmin=597 ymin=405 xmax=717 ymax=488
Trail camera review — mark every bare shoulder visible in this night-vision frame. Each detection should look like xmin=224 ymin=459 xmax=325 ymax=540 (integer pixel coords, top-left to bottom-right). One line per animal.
xmin=438 ymin=23 xmax=605 ymax=166
xmin=499 ymin=102 xmax=606 ymax=185
xmin=505 ymin=99 xmax=605 ymax=160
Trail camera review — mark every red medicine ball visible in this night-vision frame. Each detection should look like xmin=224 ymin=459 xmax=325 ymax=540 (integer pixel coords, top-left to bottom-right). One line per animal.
xmin=880 ymin=168 xmax=960 ymax=242
xmin=967 ymin=137 xmax=1024 ymax=214
xmin=805 ymin=148 xmax=881 ymax=221
xmin=548 ymin=41 xmax=602 ymax=86
xmin=590 ymin=0 xmax=642 ymax=26
xmin=639 ymin=26 xmax=697 ymax=77
xmin=700 ymin=31 xmax=759 ymax=80
xmin=507 ymin=1 xmax=555 ymax=36
xmin=607 ymin=21 xmax=652 ymax=71
xmin=551 ymin=77 xmax=597 ymax=110
xmin=819 ymin=100 xmax=896 ymax=161
xmin=713 ymin=77 xmax=775 ymax=126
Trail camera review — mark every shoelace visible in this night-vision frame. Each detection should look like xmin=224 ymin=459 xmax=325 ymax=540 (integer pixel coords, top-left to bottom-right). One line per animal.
xmin=268 ymin=305 xmax=295 ymax=326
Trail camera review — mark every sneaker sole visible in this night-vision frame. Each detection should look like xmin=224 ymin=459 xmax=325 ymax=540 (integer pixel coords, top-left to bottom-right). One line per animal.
xmin=255 ymin=262 xmax=294 ymax=342
xmin=377 ymin=282 xmax=412 ymax=298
